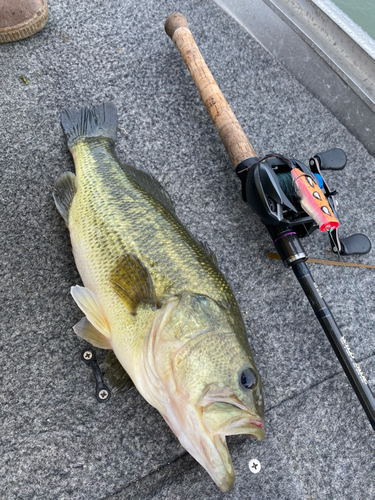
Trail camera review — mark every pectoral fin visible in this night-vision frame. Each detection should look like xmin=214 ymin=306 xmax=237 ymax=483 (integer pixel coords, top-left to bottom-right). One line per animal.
xmin=73 ymin=317 xmax=112 ymax=349
xmin=71 ymin=285 xmax=111 ymax=338
xmin=110 ymin=253 xmax=156 ymax=313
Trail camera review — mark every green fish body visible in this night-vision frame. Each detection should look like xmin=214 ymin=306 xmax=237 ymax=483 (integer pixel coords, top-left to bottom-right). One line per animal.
xmin=54 ymin=103 xmax=264 ymax=492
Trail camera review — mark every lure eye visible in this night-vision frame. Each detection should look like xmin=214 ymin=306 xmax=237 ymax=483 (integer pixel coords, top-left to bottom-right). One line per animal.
xmin=240 ymin=369 xmax=257 ymax=390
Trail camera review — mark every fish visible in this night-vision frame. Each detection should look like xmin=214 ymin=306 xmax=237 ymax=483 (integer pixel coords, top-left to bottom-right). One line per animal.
xmin=53 ymin=102 xmax=265 ymax=492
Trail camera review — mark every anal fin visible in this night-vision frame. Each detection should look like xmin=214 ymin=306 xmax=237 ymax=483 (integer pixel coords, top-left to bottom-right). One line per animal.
xmin=74 ymin=317 xmax=112 ymax=349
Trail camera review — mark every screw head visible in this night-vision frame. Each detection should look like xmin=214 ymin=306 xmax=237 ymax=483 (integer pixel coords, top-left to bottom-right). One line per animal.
xmin=83 ymin=351 xmax=93 ymax=360
xmin=98 ymin=389 xmax=109 ymax=400
xmin=249 ymin=458 xmax=261 ymax=474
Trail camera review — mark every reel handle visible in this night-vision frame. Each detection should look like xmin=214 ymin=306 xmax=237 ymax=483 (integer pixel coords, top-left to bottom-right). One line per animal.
xmin=165 ymin=13 xmax=256 ymax=168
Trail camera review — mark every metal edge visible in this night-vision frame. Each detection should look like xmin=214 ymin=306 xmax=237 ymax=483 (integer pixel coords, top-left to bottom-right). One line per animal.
xmin=262 ymin=0 xmax=375 ymax=110
xmin=312 ymin=0 xmax=375 ymax=59
xmin=213 ymin=0 xmax=375 ymax=155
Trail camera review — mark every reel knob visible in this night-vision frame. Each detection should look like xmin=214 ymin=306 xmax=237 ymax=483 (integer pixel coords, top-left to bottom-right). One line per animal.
xmin=330 ymin=231 xmax=371 ymax=255
xmin=310 ymin=148 xmax=347 ymax=171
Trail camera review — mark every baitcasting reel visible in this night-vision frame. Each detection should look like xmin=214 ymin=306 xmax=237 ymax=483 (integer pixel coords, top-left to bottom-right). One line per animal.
xmin=235 ymin=148 xmax=371 ymax=257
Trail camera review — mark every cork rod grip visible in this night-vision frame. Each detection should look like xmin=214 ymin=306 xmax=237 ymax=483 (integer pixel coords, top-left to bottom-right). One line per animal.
xmin=165 ymin=13 xmax=256 ymax=169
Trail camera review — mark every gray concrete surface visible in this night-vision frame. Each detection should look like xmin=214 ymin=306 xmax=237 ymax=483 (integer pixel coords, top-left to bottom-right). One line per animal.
xmin=1 ymin=0 xmax=375 ymax=499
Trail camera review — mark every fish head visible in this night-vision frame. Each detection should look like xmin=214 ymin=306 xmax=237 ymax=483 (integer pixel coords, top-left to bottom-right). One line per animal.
xmin=140 ymin=293 xmax=264 ymax=492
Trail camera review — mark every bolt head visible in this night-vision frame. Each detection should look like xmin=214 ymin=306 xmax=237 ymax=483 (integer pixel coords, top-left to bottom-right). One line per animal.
xmin=98 ymin=389 xmax=109 ymax=400
xmin=249 ymin=458 xmax=261 ymax=473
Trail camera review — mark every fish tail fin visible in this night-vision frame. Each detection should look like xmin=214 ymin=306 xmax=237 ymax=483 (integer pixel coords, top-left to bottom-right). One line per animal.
xmin=61 ymin=102 xmax=118 ymax=149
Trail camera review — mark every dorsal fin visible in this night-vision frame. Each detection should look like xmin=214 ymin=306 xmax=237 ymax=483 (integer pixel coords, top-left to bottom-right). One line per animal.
xmin=197 ymin=240 xmax=218 ymax=266
xmin=124 ymin=163 xmax=176 ymax=215
xmin=110 ymin=253 xmax=156 ymax=313
xmin=103 ymin=351 xmax=135 ymax=394
xmin=53 ymin=172 xmax=76 ymax=226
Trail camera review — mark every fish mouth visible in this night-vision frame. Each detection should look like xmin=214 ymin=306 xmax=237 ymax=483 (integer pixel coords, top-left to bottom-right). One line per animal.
xmin=202 ymin=401 xmax=265 ymax=440
xmin=165 ymin=400 xmax=263 ymax=492
xmin=198 ymin=401 xmax=265 ymax=491
xmin=160 ymin=399 xmax=264 ymax=493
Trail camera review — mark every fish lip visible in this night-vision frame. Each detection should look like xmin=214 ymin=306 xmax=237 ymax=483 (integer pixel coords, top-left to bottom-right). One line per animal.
xmin=223 ymin=419 xmax=265 ymax=440
xmin=227 ymin=416 xmax=263 ymax=429
xmin=201 ymin=417 xmax=265 ymax=491
xmin=201 ymin=399 xmax=265 ymax=440
xmin=216 ymin=412 xmax=265 ymax=440
xmin=250 ymin=419 xmax=264 ymax=428
xmin=212 ymin=434 xmax=235 ymax=492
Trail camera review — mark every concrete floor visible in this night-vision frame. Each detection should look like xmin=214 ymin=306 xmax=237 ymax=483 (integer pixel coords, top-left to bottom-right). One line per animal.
xmin=1 ymin=0 xmax=375 ymax=498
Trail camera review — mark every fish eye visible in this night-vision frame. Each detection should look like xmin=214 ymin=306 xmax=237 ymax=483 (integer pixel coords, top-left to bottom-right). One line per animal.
xmin=240 ymin=369 xmax=257 ymax=390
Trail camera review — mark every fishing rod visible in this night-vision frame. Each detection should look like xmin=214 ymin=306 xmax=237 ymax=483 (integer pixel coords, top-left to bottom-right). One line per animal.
xmin=165 ymin=13 xmax=375 ymax=430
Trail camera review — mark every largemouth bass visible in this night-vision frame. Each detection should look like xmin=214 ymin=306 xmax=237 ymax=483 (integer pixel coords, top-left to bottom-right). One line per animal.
xmin=53 ymin=102 xmax=265 ymax=492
